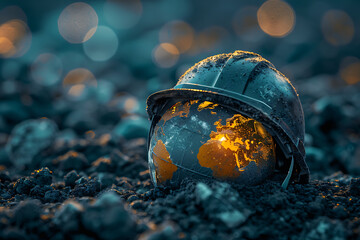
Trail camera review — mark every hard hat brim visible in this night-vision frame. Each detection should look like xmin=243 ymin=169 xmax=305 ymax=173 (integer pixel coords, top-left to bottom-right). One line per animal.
xmin=147 ymin=85 xmax=310 ymax=183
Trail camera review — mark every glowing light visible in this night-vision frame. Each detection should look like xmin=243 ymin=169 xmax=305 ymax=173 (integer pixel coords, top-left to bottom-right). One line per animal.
xmin=198 ymin=113 xmax=275 ymax=179
xmin=104 ymin=0 xmax=142 ymax=30
xmin=58 ymin=2 xmax=98 ymax=44
xmin=198 ymin=26 xmax=228 ymax=49
xmin=322 ymin=10 xmax=354 ymax=46
xmin=85 ymin=130 xmax=96 ymax=139
xmin=159 ymin=20 xmax=194 ymax=53
xmin=192 ymin=26 xmax=228 ymax=53
xmin=153 ymin=43 xmax=179 ymax=68
xmin=257 ymin=0 xmax=295 ymax=37
xmin=68 ymin=84 xmax=85 ymax=97
xmin=0 ymin=37 xmax=14 ymax=54
xmin=63 ymin=68 xmax=96 ymax=97
xmin=0 ymin=19 xmax=31 ymax=58
xmin=63 ymin=68 xmax=97 ymax=87
xmin=31 ymin=53 xmax=63 ymax=86
xmin=83 ymin=26 xmax=118 ymax=62
xmin=233 ymin=6 xmax=263 ymax=42
xmin=341 ymin=61 xmax=360 ymax=85
xmin=124 ymin=97 xmax=139 ymax=112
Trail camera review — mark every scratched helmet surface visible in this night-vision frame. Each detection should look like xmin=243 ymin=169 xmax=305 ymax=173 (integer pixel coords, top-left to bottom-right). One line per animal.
xmin=147 ymin=50 xmax=309 ymax=186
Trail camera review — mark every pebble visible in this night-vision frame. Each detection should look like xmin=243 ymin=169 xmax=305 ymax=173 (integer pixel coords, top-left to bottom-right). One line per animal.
xmin=5 ymin=118 xmax=58 ymax=166
xmin=31 ymin=167 xmax=53 ymax=185
xmin=53 ymin=200 xmax=84 ymax=233
xmin=44 ymin=190 xmax=64 ymax=203
xmin=64 ymin=170 xmax=80 ymax=187
xmin=130 ymin=200 xmax=145 ymax=210
xmin=14 ymin=177 xmax=35 ymax=195
xmin=349 ymin=178 xmax=360 ymax=196
xmin=13 ymin=199 xmax=42 ymax=226
xmin=301 ymin=217 xmax=347 ymax=239
xmin=56 ymin=151 xmax=89 ymax=171
xmin=195 ymin=182 xmax=213 ymax=203
xmin=92 ymin=157 xmax=115 ymax=172
xmin=0 ymin=171 xmax=11 ymax=182
xmin=81 ymin=192 xmax=136 ymax=240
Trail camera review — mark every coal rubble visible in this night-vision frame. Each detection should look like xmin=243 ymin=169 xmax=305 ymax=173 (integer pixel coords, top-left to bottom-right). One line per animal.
xmin=0 ymin=79 xmax=360 ymax=240
xmin=0 ymin=119 xmax=359 ymax=240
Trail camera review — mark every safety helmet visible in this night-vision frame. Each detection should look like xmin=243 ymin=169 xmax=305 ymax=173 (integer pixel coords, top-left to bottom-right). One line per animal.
xmin=147 ymin=50 xmax=309 ymax=187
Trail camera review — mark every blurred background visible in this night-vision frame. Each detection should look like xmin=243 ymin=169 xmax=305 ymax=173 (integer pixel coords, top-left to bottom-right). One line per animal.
xmin=0 ymin=0 xmax=359 ymax=179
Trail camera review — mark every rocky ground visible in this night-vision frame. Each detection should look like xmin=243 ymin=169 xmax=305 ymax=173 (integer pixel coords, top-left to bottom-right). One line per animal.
xmin=1 ymin=83 xmax=360 ymax=240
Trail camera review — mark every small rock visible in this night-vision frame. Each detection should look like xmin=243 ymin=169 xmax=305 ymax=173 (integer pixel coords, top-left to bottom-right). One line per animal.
xmin=195 ymin=182 xmax=213 ymax=203
xmin=71 ymin=178 xmax=100 ymax=197
xmin=30 ymin=185 xmax=52 ymax=198
xmin=13 ymin=199 xmax=42 ymax=226
xmin=349 ymin=178 xmax=360 ymax=196
xmin=195 ymin=182 xmax=252 ymax=228
xmin=81 ymin=192 xmax=136 ymax=240
xmin=129 ymin=200 xmax=145 ymax=210
xmin=0 ymin=171 xmax=11 ymax=182
xmin=97 ymin=173 xmax=115 ymax=189
xmin=6 ymin=118 xmax=58 ymax=166
xmin=331 ymin=205 xmax=348 ymax=219
xmin=31 ymin=167 xmax=53 ymax=185
xmin=216 ymin=210 xmax=249 ymax=228
xmin=92 ymin=157 xmax=115 ymax=172
xmin=64 ymin=170 xmax=79 ymax=187
xmin=56 ymin=151 xmax=89 ymax=171
xmin=44 ymin=190 xmax=64 ymax=203
xmin=301 ymin=217 xmax=347 ymax=240
xmin=14 ymin=177 xmax=35 ymax=194
xmin=127 ymin=195 xmax=140 ymax=203
xmin=75 ymin=176 xmax=88 ymax=185
xmin=53 ymin=200 xmax=84 ymax=233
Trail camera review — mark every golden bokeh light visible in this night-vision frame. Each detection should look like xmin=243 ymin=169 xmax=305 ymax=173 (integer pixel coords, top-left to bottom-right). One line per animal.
xmin=63 ymin=68 xmax=97 ymax=88
xmin=196 ymin=26 xmax=228 ymax=51
xmin=124 ymin=97 xmax=139 ymax=112
xmin=68 ymin=84 xmax=86 ymax=97
xmin=341 ymin=61 xmax=360 ymax=85
xmin=0 ymin=19 xmax=31 ymax=58
xmin=58 ymin=2 xmax=98 ymax=44
xmin=257 ymin=0 xmax=295 ymax=37
xmin=153 ymin=43 xmax=179 ymax=68
xmin=159 ymin=20 xmax=194 ymax=53
xmin=322 ymin=10 xmax=354 ymax=46
xmin=0 ymin=37 xmax=14 ymax=54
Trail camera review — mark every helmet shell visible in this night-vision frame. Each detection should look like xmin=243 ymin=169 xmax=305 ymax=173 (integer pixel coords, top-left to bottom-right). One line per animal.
xmin=147 ymin=50 xmax=309 ymax=183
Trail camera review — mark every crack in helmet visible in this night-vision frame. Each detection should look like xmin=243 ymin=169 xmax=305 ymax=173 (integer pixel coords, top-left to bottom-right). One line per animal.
xmin=147 ymin=50 xmax=309 ymax=187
